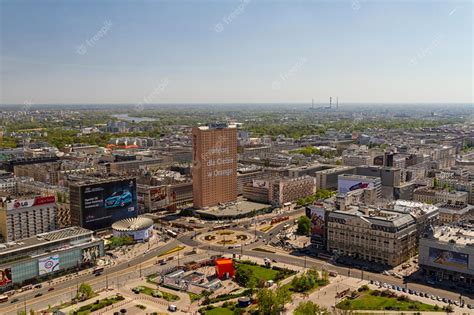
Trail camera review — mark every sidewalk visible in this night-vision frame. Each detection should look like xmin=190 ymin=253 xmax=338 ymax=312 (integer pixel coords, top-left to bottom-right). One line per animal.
xmin=285 ymin=275 xmax=466 ymax=315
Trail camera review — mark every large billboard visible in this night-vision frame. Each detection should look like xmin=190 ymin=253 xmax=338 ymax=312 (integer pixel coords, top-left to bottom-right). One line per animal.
xmin=429 ymin=248 xmax=469 ymax=270
xmin=0 ymin=268 xmax=12 ymax=286
xmin=81 ymin=178 xmax=137 ymax=230
xmin=338 ymin=179 xmax=374 ymax=194
xmin=150 ymin=186 xmax=168 ymax=209
xmin=306 ymin=205 xmax=326 ymax=238
xmin=5 ymin=195 xmax=55 ymax=211
xmin=82 ymin=245 xmax=100 ymax=263
xmin=38 ymin=255 xmax=60 ymax=275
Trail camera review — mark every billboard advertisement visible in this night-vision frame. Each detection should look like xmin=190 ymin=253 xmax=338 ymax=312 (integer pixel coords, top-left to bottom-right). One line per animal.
xmin=81 ymin=178 xmax=137 ymax=230
xmin=82 ymin=245 xmax=100 ymax=263
xmin=429 ymin=248 xmax=469 ymax=270
xmin=306 ymin=204 xmax=326 ymax=239
xmin=38 ymin=255 xmax=60 ymax=275
xmin=0 ymin=268 xmax=12 ymax=286
xmin=150 ymin=186 xmax=168 ymax=209
xmin=6 ymin=195 xmax=55 ymax=211
xmin=253 ymin=180 xmax=269 ymax=189
xmin=338 ymin=179 xmax=373 ymax=194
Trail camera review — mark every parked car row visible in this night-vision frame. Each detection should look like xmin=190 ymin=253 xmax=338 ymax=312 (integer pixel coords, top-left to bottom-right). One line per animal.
xmin=370 ymin=280 xmax=473 ymax=309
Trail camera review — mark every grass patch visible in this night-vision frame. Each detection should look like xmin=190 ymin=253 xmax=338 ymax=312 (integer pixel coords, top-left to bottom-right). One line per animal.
xmin=202 ymin=307 xmax=234 ymax=315
xmin=217 ymin=239 xmax=236 ymax=245
xmin=73 ymin=295 xmax=124 ymax=315
xmin=260 ymin=225 xmax=273 ymax=232
xmin=235 ymin=260 xmax=295 ymax=286
xmin=337 ymin=289 xmax=442 ymax=312
xmin=158 ymin=245 xmax=185 ymax=257
xmin=132 ymin=286 xmax=179 ymax=302
xmin=188 ymin=292 xmax=203 ymax=302
xmin=217 ymin=230 xmax=235 ymax=235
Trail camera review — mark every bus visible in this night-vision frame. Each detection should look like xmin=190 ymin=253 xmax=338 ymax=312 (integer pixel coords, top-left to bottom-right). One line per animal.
xmin=0 ymin=294 xmax=8 ymax=303
xmin=93 ymin=267 xmax=104 ymax=275
xmin=166 ymin=230 xmax=178 ymax=238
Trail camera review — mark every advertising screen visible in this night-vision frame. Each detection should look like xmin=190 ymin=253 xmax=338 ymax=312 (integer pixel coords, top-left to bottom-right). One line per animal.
xmin=429 ymin=248 xmax=469 ymax=270
xmin=6 ymin=195 xmax=55 ymax=211
xmin=38 ymin=255 xmax=60 ymax=275
xmin=81 ymin=178 xmax=137 ymax=230
xmin=338 ymin=179 xmax=373 ymax=194
xmin=253 ymin=180 xmax=269 ymax=189
xmin=150 ymin=186 xmax=168 ymax=209
xmin=0 ymin=268 xmax=12 ymax=286
xmin=82 ymin=245 xmax=100 ymax=263
xmin=306 ymin=205 xmax=325 ymax=238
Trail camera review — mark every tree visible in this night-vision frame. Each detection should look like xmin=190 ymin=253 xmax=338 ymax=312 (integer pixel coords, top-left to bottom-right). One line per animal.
xmin=77 ymin=283 xmax=94 ymax=299
xmin=235 ymin=266 xmax=252 ymax=287
xmin=294 ymin=301 xmax=329 ymax=315
xmin=297 ymin=216 xmax=311 ymax=236
xmin=256 ymin=286 xmax=291 ymax=315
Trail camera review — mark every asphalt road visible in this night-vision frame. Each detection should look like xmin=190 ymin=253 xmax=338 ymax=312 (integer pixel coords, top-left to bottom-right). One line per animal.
xmin=0 ymin=239 xmax=189 ymax=314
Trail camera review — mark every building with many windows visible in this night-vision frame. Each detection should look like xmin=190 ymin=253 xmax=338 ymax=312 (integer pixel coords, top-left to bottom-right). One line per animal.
xmin=192 ymin=123 xmax=237 ymax=208
xmin=0 ymin=226 xmax=104 ymax=289
xmin=419 ymin=223 xmax=473 ymax=285
xmin=0 ymin=195 xmax=56 ymax=242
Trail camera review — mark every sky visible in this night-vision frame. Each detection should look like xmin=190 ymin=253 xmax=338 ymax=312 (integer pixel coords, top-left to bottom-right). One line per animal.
xmin=0 ymin=0 xmax=472 ymax=105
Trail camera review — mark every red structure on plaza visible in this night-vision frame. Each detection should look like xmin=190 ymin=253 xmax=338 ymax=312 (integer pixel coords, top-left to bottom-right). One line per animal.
xmin=215 ymin=258 xmax=235 ymax=279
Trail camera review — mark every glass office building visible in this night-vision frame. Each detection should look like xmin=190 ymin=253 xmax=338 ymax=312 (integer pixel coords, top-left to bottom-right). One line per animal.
xmin=0 ymin=226 xmax=104 ymax=290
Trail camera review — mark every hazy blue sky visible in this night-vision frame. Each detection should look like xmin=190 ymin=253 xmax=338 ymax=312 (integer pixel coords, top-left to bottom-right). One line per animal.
xmin=1 ymin=0 xmax=472 ymax=105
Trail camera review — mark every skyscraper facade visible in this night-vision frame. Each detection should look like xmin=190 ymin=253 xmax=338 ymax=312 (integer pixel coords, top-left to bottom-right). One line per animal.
xmin=192 ymin=123 xmax=237 ymax=208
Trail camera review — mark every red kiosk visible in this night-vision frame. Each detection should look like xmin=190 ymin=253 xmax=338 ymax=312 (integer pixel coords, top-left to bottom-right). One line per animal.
xmin=215 ymin=258 xmax=235 ymax=279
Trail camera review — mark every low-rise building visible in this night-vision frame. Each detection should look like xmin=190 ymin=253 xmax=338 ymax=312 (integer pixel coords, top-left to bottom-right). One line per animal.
xmin=0 ymin=226 xmax=104 ymax=289
xmin=437 ymin=204 xmax=474 ymax=225
xmin=413 ymin=187 xmax=468 ymax=206
xmin=419 ymin=223 xmax=473 ymax=285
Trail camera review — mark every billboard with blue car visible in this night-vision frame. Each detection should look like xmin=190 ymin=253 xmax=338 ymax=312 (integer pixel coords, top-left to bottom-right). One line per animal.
xmin=81 ymin=178 xmax=137 ymax=230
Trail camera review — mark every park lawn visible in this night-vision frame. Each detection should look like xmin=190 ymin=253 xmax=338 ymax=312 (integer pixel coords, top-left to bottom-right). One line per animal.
xmin=74 ymin=295 xmax=124 ymax=315
xmin=337 ymin=290 xmax=442 ymax=312
xmin=134 ymin=286 xmax=179 ymax=302
xmin=203 ymin=307 xmax=235 ymax=315
xmin=236 ymin=262 xmax=279 ymax=282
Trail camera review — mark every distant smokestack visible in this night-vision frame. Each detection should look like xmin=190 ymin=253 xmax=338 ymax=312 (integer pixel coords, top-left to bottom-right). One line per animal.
xmin=329 ymin=97 xmax=332 ymax=108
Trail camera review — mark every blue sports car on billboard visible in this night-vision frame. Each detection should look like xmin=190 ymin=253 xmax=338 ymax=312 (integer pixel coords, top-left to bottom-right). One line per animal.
xmin=104 ymin=190 xmax=133 ymax=208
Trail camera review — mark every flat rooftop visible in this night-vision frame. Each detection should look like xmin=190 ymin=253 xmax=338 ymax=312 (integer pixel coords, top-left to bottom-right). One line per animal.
xmin=0 ymin=226 xmax=93 ymax=255
xmin=194 ymin=199 xmax=271 ymax=218
xmin=430 ymin=224 xmax=474 ymax=246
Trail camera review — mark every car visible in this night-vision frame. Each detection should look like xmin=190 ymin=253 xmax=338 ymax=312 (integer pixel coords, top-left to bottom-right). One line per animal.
xmin=168 ymin=304 xmax=177 ymax=312
xmin=437 ymin=296 xmax=442 ymax=301
xmin=408 ymin=289 xmax=413 ymax=294
xmin=467 ymin=304 xmax=474 ymax=309
xmin=10 ymin=298 xmax=19 ymax=304
xmin=104 ymin=190 xmax=133 ymax=209
xmin=396 ymin=286 xmax=401 ymax=291
xmin=34 ymin=284 xmax=42 ymax=289
xmin=442 ymin=298 xmax=448 ymax=303
xmin=402 ymin=288 xmax=407 ymax=293
xmin=48 ymin=287 xmax=55 ymax=291
xmin=34 ymin=293 xmax=42 ymax=298
xmin=382 ymin=271 xmax=390 ymax=276
xmin=369 ymin=280 xmax=374 ymax=284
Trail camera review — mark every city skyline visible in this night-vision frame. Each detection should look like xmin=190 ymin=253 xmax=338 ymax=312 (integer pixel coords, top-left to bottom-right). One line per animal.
xmin=1 ymin=0 xmax=473 ymax=105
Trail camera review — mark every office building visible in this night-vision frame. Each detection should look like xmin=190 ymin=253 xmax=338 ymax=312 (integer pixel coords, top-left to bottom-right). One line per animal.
xmin=192 ymin=123 xmax=237 ymax=208
xmin=419 ymin=224 xmax=473 ymax=285
xmin=0 ymin=227 xmax=104 ymax=288
xmin=69 ymin=176 xmax=138 ymax=231
xmin=0 ymin=195 xmax=56 ymax=242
